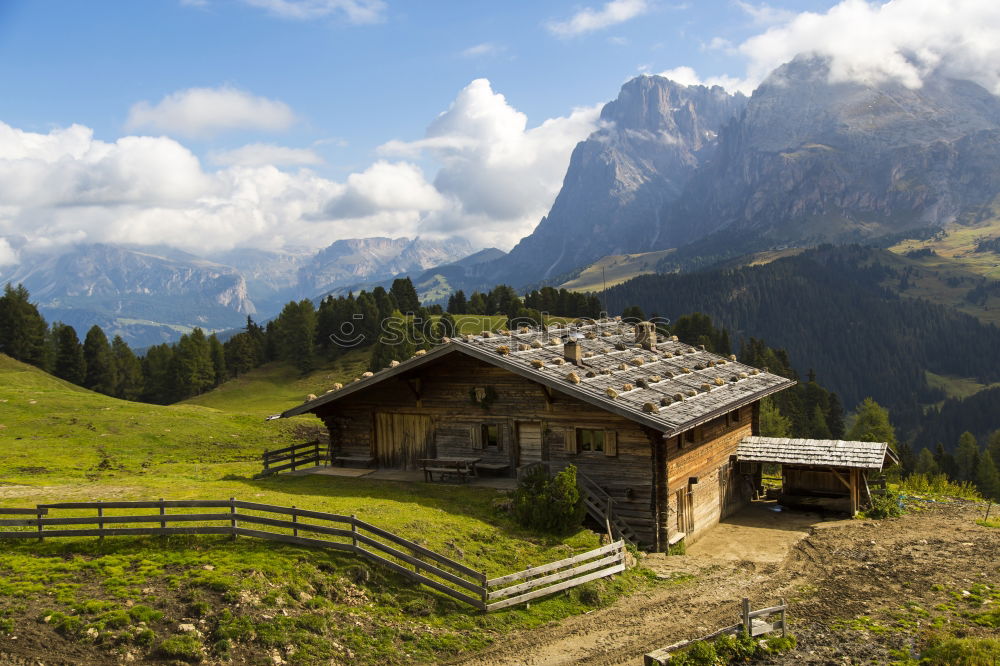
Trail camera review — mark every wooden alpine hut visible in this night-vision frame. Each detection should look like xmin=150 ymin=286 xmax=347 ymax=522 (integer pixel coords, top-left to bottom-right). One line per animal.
xmin=281 ymin=319 xmax=796 ymax=551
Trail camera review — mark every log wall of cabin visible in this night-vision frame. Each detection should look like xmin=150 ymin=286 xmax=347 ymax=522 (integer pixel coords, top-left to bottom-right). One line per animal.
xmin=664 ymin=405 xmax=754 ymax=544
xmin=313 ymin=353 xmax=662 ymax=547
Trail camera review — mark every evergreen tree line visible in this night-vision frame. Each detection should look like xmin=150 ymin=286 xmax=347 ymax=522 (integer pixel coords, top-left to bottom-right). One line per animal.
xmin=601 ymin=244 xmax=1000 ymax=443
xmin=447 ymin=285 xmax=602 ymax=322
xmin=900 ymin=430 xmax=1000 ymax=501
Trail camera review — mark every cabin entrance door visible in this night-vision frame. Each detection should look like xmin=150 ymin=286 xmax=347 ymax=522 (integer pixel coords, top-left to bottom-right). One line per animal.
xmin=374 ymin=412 xmax=434 ymax=470
xmin=516 ymin=421 xmax=543 ymax=466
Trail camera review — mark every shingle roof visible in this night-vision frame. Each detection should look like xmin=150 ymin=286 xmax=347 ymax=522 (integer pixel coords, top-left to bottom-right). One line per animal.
xmin=736 ymin=436 xmax=898 ymax=470
xmin=281 ymin=319 xmax=795 ymax=437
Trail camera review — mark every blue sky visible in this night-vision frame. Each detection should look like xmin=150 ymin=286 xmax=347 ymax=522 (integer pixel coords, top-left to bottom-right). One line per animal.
xmin=0 ymin=0 xmax=997 ymax=265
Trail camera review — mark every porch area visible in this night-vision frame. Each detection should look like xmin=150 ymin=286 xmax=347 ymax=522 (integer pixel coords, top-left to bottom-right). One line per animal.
xmin=284 ymin=464 xmax=519 ymax=490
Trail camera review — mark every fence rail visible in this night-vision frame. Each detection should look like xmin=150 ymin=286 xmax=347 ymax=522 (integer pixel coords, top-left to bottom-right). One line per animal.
xmin=258 ymin=440 xmax=329 ymax=477
xmin=0 ymin=499 xmax=626 ymax=612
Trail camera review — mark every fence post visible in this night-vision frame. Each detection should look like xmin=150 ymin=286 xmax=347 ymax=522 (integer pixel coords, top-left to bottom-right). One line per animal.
xmin=291 ymin=447 xmax=297 ymax=471
xmin=292 ymin=506 xmax=298 ymax=537
xmin=780 ymin=597 xmax=787 ymax=638
xmin=986 ymin=501 xmax=993 ymax=522
xmin=36 ymin=506 xmax=43 ymax=543
xmin=742 ymin=598 xmax=751 ymax=635
xmin=159 ymin=498 xmax=166 ymax=533
xmin=263 ymin=450 xmax=270 ymax=475
xmin=314 ymin=442 xmax=320 ymax=467
xmin=230 ymin=497 xmax=237 ymax=539
xmin=98 ymin=501 xmax=104 ymax=541
xmin=350 ymin=514 xmax=358 ymax=551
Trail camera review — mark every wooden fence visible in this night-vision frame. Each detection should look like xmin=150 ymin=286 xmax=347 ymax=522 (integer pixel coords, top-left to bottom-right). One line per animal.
xmin=257 ymin=440 xmax=329 ymax=477
xmin=643 ymin=597 xmax=788 ymax=665
xmin=0 ymin=500 xmax=626 ymax=612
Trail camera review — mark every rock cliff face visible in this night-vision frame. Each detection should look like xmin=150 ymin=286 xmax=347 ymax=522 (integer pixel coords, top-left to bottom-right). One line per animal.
xmin=667 ymin=56 xmax=1000 ymax=247
xmin=298 ymin=236 xmax=475 ymax=295
xmin=482 ymin=56 xmax=1000 ymax=286
xmin=496 ymin=76 xmax=747 ymax=282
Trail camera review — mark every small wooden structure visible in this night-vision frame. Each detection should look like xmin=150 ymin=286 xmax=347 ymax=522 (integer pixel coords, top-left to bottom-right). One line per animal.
xmin=644 ymin=597 xmax=788 ymax=665
xmin=280 ymin=320 xmax=795 ymax=550
xmin=736 ymin=436 xmax=899 ymax=514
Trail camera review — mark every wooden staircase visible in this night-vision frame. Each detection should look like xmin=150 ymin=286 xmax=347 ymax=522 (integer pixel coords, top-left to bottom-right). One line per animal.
xmin=577 ymin=471 xmax=638 ymax=547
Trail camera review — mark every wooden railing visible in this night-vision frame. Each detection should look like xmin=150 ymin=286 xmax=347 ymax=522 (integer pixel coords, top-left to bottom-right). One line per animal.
xmin=0 ymin=501 xmax=627 ymax=612
xmin=577 ymin=471 xmax=638 ymax=546
xmin=644 ymin=597 xmax=788 ymax=665
xmin=258 ymin=440 xmax=329 ymax=477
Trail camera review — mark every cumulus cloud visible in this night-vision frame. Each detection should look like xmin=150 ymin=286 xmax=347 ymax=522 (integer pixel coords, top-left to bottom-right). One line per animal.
xmin=126 ymin=86 xmax=296 ymax=138
xmin=664 ymin=0 xmax=1000 ymax=95
xmin=0 ymin=238 xmax=17 ymax=266
xmin=547 ymin=0 xmax=649 ymax=37
xmin=208 ymin=143 xmax=324 ymax=167
xmin=461 ymin=42 xmax=505 ymax=58
xmin=379 ymin=78 xmax=601 ymax=248
xmin=0 ymin=78 xmax=599 ymax=258
xmin=241 ymin=0 xmax=386 ymax=23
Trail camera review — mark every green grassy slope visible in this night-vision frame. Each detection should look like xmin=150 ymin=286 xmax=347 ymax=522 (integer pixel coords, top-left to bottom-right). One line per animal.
xmin=0 ymin=354 xmax=652 ymax=664
xmin=559 ymin=249 xmax=676 ymax=293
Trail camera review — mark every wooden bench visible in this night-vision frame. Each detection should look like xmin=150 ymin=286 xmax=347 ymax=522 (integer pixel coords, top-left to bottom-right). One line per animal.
xmin=420 ymin=458 xmax=476 ymax=483
xmin=332 ymin=455 xmax=376 ymax=468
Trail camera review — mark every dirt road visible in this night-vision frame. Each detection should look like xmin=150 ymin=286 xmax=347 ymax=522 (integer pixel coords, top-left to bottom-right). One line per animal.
xmin=452 ymin=500 xmax=999 ymax=665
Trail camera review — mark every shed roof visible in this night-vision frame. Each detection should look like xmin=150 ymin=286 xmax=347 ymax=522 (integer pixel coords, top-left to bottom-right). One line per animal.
xmin=281 ymin=319 xmax=794 ymax=438
xmin=736 ymin=436 xmax=899 ymax=470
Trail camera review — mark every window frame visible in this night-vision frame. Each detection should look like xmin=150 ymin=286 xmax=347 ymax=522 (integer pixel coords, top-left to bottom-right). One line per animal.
xmin=576 ymin=427 xmax=605 ymax=454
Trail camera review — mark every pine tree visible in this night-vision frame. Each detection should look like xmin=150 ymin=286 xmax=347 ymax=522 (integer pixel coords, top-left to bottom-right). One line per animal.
xmin=447 ymin=290 xmax=467 ymax=314
xmin=208 ymin=334 xmax=227 ymax=386
xmin=275 ymin=300 xmax=318 ymax=373
xmin=172 ymin=328 xmax=215 ymax=398
xmin=826 ymin=393 xmax=846 ymax=439
xmin=390 ymin=278 xmax=420 ymax=314
xmin=0 ymin=283 xmax=47 ymax=367
xmin=914 ymin=447 xmax=939 ymax=476
xmin=51 ymin=323 xmax=86 ymax=385
xmin=934 ymin=442 xmax=957 ymax=479
xmin=955 ymin=431 xmax=980 ymax=483
xmin=759 ymin=397 xmax=792 ymax=437
xmin=141 ymin=344 xmax=175 ymax=404
xmin=467 ymin=292 xmax=487 ymax=315
xmin=976 ymin=450 xmax=1000 ymax=501
xmin=989 ymin=430 xmax=1000 ymax=470
xmin=808 ymin=403 xmax=832 ymax=438
xmin=847 ymin=398 xmax=897 ymax=449
xmin=83 ymin=325 xmax=117 ymax=395
xmin=111 ymin=335 xmax=143 ymax=400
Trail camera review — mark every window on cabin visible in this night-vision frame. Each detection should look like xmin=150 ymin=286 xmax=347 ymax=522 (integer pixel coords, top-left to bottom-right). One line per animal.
xmin=576 ymin=428 xmax=605 ymax=453
xmin=482 ymin=424 xmax=499 ymax=448
xmin=682 ymin=429 xmax=696 ymax=448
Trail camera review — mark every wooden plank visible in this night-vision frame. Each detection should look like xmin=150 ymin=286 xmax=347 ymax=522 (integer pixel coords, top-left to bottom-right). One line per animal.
xmin=232 ymin=514 xmax=354 ymax=540
xmin=353 ymin=533 xmax=484 ymax=595
xmin=232 ymin=501 xmax=353 ymax=523
xmin=0 ymin=519 xmax=40 ymax=527
xmin=0 ymin=508 xmax=47 ymax=515
xmin=748 ymin=603 xmax=787 ymax=618
xmin=358 ymin=548 xmax=486 ymax=609
xmin=353 ymin=519 xmax=484 ymax=581
xmin=263 ymin=449 xmax=329 ymax=465
xmin=0 ymin=527 xmax=234 ymax=538
xmin=37 ymin=500 xmax=233 ymax=510
xmin=263 ymin=441 xmax=320 ymax=458
xmin=486 ymin=540 xmax=623 ymax=587
xmin=488 ymin=552 xmax=623 ymax=600
xmin=253 ymin=456 xmax=323 ymax=475
xmin=644 ymin=624 xmax=743 ymax=665
xmin=37 ymin=513 xmax=236 ymax=527
xmin=233 ymin=528 xmax=354 ymax=552
xmin=486 ymin=563 xmax=625 ymax=611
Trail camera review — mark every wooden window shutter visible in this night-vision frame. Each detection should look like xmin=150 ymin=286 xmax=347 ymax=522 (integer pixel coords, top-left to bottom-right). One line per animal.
xmin=499 ymin=423 xmax=510 ymax=452
xmin=604 ymin=430 xmax=618 ymax=457
xmin=564 ymin=428 xmax=577 ymax=454
xmin=470 ymin=425 xmax=483 ymax=449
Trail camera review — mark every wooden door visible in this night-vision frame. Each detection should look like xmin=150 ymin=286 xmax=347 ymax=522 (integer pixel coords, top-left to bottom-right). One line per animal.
xmin=516 ymin=421 xmax=542 ymax=466
xmin=675 ymin=488 xmax=694 ymax=535
xmin=374 ymin=413 xmax=434 ymax=469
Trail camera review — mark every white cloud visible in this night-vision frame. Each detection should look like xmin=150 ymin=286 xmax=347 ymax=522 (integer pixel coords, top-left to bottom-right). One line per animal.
xmin=126 ymin=86 xmax=296 ymax=138
xmin=667 ymin=0 xmax=1000 ymax=95
xmin=461 ymin=42 xmax=504 ymax=58
xmin=0 ymin=78 xmax=598 ymax=256
xmin=209 ymin=143 xmax=324 ymax=167
xmin=547 ymin=0 xmax=649 ymax=37
xmin=0 ymin=238 xmax=17 ymax=267
xmin=241 ymin=0 xmax=385 ymax=23
xmin=656 ymin=66 xmax=744 ymax=91
xmin=379 ymin=78 xmax=602 ymax=248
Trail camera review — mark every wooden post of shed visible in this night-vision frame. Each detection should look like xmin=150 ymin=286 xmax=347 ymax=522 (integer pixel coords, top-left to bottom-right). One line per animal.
xmin=850 ymin=469 xmax=858 ymax=515
xmin=741 ymin=597 xmax=751 ymax=634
